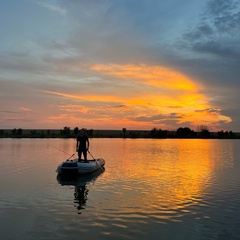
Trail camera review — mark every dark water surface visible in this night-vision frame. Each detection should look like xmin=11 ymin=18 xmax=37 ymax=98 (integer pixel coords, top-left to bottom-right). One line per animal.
xmin=0 ymin=138 xmax=240 ymax=240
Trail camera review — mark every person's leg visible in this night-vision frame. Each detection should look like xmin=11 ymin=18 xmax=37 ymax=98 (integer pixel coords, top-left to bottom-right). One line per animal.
xmin=83 ymin=149 xmax=87 ymax=162
xmin=78 ymin=150 xmax=82 ymax=161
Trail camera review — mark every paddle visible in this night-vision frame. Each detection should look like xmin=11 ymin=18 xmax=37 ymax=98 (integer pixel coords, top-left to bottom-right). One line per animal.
xmin=88 ymin=150 xmax=104 ymax=171
xmin=67 ymin=153 xmax=75 ymax=161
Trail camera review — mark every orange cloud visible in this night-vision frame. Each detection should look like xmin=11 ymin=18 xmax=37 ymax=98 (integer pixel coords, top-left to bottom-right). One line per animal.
xmin=47 ymin=114 xmax=73 ymax=121
xmin=91 ymin=64 xmax=197 ymax=91
xmin=58 ymin=104 xmax=89 ymax=113
xmin=43 ymin=63 xmax=231 ymax=130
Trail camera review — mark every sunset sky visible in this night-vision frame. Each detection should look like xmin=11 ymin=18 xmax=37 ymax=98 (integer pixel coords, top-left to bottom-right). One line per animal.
xmin=1 ymin=0 xmax=240 ymax=131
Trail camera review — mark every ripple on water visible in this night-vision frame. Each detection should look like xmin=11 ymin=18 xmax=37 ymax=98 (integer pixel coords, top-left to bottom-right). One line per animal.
xmin=1 ymin=138 xmax=240 ymax=240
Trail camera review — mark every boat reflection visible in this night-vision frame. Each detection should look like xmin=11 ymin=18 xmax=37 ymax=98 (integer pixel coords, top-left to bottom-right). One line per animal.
xmin=57 ymin=168 xmax=104 ymax=214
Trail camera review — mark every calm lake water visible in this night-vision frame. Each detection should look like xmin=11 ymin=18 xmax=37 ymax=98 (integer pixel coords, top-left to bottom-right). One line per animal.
xmin=0 ymin=138 xmax=240 ymax=240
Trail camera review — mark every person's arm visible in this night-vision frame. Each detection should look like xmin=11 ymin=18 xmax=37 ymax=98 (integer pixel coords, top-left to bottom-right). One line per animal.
xmin=87 ymin=138 xmax=89 ymax=150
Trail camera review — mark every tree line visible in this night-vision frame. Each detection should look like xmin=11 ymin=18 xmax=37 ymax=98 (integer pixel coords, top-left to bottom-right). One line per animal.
xmin=0 ymin=125 xmax=238 ymax=139
xmin=149 ymin=126 xmax=235 ymax=138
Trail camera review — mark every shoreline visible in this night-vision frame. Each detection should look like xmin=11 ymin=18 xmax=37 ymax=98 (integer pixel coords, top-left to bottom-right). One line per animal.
xmin=1 ymin=128 xmax=240 ymax=139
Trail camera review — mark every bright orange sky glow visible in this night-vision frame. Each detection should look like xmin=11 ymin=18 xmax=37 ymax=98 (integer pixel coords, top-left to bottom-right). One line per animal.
xmin=91 ymin=64 xmax=197 ymax=91
xmin=43 ymin=63 xmax=231 ymax=130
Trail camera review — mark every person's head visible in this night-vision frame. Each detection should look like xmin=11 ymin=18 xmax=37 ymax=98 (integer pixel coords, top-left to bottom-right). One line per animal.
xmin=79 ymin=128 xmax=85 ymax=135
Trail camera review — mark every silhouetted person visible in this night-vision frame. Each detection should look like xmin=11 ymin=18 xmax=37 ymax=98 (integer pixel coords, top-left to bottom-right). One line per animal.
xmin=76 ymin=128 xmax=89 ymax=162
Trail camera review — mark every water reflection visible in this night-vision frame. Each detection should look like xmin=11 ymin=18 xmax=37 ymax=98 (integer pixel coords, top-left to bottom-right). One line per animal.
xmin=1 ymin=138 xmax=240 ymax=240
xmin=74 ymin=185 xmax=89 ymax=212
xmin=96 ymin=139 xmax=234 ymax=223
xmin=57 ymin=169 xmax=104 ymax=214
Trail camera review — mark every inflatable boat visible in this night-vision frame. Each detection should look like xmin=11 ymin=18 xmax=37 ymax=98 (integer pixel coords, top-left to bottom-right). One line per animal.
xmin=56 ymin=158 xmax=105 ymax=175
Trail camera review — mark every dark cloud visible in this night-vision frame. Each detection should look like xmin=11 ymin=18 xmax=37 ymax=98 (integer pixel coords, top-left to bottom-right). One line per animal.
xmin=180 ymin=0 xmax=240 ymax=70
xmin=109 ymin=105 xmax=127 ymax=109
xmin=184 ymin=0 xmax=240 ymax=43
xmin=128 ymin=112 xmax=201 ymax=130
xmin=195 ymin=108 xmax=221 ymax=113
xmin=205 ymin=0 xmax=240 ymax=30
xmin=130 ymin=113 xmax=183 ymax=123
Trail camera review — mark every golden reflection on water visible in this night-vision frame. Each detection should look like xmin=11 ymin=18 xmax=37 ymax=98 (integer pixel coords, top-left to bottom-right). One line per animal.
xmin=95 ymin=139 xmax=230 ymax=221
xmin=1 ymin=138 xmax=234 ymax=222
xmin=0 ymin=138 xmax=239 ymax=240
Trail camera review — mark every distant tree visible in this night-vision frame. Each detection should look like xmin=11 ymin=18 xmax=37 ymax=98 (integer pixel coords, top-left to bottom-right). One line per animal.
xmin=41 ymin=130 xmax=45 ymax=137
xmin=150 ymin=128 xmax=168 ymax=138
xmin=74 ymin=127 xmax=79 ymax=135
xmin=12 ymin=128 xmax=17 ymax=136
xmin=218 ymin=130 xmax=234 ymax=138
xmin=16 ymin=128 xmax=23 ymax=135
xmin=197 ymin=125 xmax=210 ymax=138
xmin=31 ymin=130 xmax=37 ymax=135
xmin=0 ymin=129 xmax=5 ymax=136
xmin=197 ymin=125 xmax=209 ymax=133
xmin=122 ymin=128 xmax=127 ymax=137
xmin=176 ymin=127 xmax=195 ymax=137
xmin=157 ymin=129 xmax=168 ymax=138
xmin=217 ymin=130 xmax=225 ymax=137
xmin=129 ymin=131 xmax=138 ymax=138
xmin=63 ymin=126 xmax=70 ymax=135
xmin=150 ymin=128 xmax=158 ymax=137
xmin=88 ymin=129 xmax=94 ymax=136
